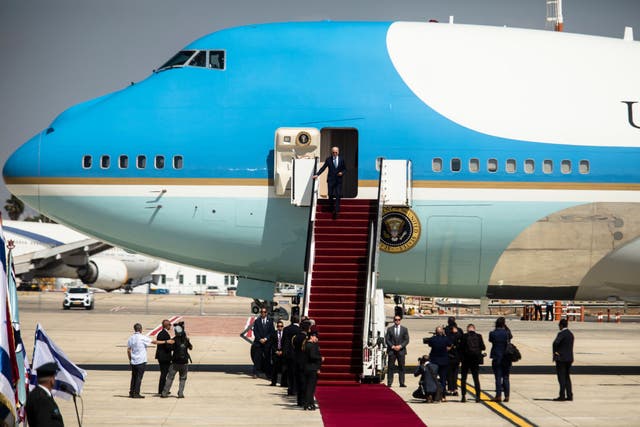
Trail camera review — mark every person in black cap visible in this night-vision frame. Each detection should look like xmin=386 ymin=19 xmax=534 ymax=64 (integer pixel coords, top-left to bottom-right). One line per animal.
xmin=26 ymin=362 xmax=64 ymax=427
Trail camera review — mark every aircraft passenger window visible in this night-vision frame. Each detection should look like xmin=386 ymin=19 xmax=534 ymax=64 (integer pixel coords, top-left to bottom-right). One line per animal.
xmin=178 ymin=275 xmax=184 ymax=285
xmin=119 ymin=155 xmax=129 ymax=169
xmin=137 ymin=155 xmax=146 ymax=169
xmin=487 ymin=158 xmax=498 ymax=173
xmin=155 ymin=155 xmax=165 ymax=169
xmin=451 ymin=158 xmax=461 ymax=172
xmin=543 ymin=159 xmax=553 ymax=174
xmin=208 ymin=51 xmax=225 ymax=69
xmin=469 ymin=158 xmax=479 ymax=172
xmin=173 ymin=155 xmax=183 ymax=169
xmin=82 ymin=155 xmax=92 ymax=169
xmin=158 ymin=50 xmax=196 ymax=70
xmin=524 ymin=159 xmax=535 ymax=174
xmin=506 ymin=159 xmax=516 ymax=173
xmin=432 ymin=158 xmax=442 ymax=172
xmin=579 ymin=160 xmax=590 ymax=174
xmin=561 ymin=160 xmax=571 ymax=174
xmin=100 ymin=155 xmax=110 ymax=169
xmin=189 ymin=51 xmax=206 ymax=67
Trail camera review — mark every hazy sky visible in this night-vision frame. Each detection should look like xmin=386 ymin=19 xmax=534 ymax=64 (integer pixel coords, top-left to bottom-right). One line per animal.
xmin=1 ymin=0 xmax=639 ymax=217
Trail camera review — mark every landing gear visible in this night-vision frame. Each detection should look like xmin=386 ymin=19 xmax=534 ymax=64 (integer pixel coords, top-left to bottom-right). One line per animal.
xmin=250 ymin=299 xmax=289 ymax=321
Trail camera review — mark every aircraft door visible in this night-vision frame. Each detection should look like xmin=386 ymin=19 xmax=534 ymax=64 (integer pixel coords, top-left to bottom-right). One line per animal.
xmin=273 ymin=128 xmax=320 ymax=196
xmin=319 ymin=128 xmax=358 ymax=198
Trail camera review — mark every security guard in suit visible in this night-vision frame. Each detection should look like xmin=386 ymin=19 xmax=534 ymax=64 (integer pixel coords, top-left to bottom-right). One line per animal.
xmin=385 ymin=315 xmax=410 ymax=387
xmin=26 ymin=362 xmax=65 ymax=427
xmin=552 ymin=318 xmax=575 ymax=401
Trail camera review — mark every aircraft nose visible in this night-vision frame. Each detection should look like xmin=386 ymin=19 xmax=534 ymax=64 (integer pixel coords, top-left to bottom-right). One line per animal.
xmin=3 ymin=131 xmax=42 ymax=210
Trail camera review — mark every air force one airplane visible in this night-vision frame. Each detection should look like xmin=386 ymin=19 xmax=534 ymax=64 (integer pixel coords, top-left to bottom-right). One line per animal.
xmin=4 ymin=21 xmax=640 ymax=302
xmin=3 ymin=221 xmax=159 ymax=291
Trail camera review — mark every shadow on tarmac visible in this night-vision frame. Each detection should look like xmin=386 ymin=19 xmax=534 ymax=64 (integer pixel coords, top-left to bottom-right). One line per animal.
xmin=80 ymin=363 xmax=640 ymax=375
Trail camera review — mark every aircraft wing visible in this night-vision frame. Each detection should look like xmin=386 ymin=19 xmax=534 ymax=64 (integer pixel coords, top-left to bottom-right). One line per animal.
xmin=13 ymin=239 xmax=112 ymax=278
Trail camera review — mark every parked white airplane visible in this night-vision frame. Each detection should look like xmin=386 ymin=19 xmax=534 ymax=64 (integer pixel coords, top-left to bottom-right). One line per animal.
xmin=4 ymin=220 xmax=159 ymax=291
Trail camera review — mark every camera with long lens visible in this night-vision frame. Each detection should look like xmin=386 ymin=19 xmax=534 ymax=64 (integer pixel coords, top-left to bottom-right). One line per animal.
xmin=173 ymin=321 xmax=186 ymax=336
xmin=422 ymin=333 xmax=436 ymax=344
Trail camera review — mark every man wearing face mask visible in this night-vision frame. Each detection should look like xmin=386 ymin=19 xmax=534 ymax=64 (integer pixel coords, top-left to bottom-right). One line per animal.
xmin=161 ymin=322 xmax=193 ymax=398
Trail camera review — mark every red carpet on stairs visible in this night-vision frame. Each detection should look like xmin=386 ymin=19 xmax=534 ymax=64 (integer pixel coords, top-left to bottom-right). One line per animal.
xmin=309 ymin=199 xmax=376 ymax=385
xmin=316 ymin=384 xmax=426 ymax=426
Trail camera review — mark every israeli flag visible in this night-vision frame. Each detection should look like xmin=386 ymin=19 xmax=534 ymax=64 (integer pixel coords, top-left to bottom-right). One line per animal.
xmin=31 ymin=324 xmax=87 ymax=400
xmin=0 ymin=219 xmax=17 ymax=425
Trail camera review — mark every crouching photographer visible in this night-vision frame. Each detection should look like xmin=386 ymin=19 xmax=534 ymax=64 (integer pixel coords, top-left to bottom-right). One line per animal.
xmin=161 ymin=321 xmax=193 ymax=398
xmin=413 ymin=355 xmax=443 ymax=403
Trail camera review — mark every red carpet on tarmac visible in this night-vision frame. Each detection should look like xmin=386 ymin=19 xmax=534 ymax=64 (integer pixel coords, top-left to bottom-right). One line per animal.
xmin=316 ymin=384 xmax=426 ymax=427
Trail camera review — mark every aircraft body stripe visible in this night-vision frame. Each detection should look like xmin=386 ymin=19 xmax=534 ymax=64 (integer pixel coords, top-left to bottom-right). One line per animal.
xmin=7 ymin=177 xmax=640 ymax=192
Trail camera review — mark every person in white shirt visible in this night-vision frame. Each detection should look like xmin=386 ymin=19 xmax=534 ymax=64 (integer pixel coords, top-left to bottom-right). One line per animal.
xmin=127 ymin=323 xmax=171 ymax=398
xmin=533 ymin=300 xmax=543 ymax=321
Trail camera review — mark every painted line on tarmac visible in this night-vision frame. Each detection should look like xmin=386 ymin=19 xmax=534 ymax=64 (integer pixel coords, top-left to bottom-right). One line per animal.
xmin=457 ymin=380 xmax=537 ymax=427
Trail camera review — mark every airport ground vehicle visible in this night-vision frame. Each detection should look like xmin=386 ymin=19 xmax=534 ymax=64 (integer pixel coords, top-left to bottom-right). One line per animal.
xmin=63 ymin=286 xmax=94 ymax=310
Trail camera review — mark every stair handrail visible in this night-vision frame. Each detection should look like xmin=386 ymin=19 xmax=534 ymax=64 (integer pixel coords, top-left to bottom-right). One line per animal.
xmin=302 ymin=157 xmax=320 ymax=317
xmin=362 ymin=158 xmax=385 ymax=349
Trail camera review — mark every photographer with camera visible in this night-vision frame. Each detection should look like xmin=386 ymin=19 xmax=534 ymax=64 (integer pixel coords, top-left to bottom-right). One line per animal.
xmin=161 ymin=321 xmax=193 ymax=398
xmin=444 ymin=316 xmax=463 ymax=397
xmin=413 ymin=355 xmax=442 ymax=403
xmin=424 ymin=326 xmax=452 ymax=401
xmin=459 ymin=324 xmax=486 ymax=402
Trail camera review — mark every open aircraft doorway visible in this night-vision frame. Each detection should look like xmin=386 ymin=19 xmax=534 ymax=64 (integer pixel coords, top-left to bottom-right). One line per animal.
xmin=319 ymin=128 xmax=358 ymax=198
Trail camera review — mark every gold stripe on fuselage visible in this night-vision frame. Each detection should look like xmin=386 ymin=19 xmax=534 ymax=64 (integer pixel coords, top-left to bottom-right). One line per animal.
xmin=5 ymin=176 xmax=640 ymax=191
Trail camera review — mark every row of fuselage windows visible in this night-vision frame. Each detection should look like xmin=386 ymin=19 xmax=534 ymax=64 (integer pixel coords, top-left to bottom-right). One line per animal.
xmin=82 ymin=155 xmax=183 ymax=170
xmin=432 ymin=158 xmax=591 ymax=175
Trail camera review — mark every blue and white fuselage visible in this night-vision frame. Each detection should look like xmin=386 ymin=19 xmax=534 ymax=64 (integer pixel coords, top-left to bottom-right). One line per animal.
xmin=5 ymin=22 xmax=640 ymax=301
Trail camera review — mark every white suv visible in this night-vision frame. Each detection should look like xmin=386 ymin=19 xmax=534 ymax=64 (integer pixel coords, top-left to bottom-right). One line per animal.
xmin=63 ymin=287 xmax=94 ymax=310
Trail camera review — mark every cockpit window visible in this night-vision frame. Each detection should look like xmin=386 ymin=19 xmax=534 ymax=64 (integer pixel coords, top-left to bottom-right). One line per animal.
xmin=209 ymin=51 xmax=225 ymax=69
xmin=158 ymin=50 xmax=196 ymax=70
xmin=190 ymin=51 xmax=206 ymax=67
xmin=158 ymin=50 xmax=225 ymax=71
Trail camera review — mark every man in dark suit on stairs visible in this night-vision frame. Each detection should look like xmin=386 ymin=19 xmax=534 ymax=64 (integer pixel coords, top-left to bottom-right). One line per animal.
xmin=313 ymin=146 xmax=346 ymax=219
xmin=552 ymin=318 xmax=574 ymax=401
xmin=385 ymin=315 xmax=410 ymax=387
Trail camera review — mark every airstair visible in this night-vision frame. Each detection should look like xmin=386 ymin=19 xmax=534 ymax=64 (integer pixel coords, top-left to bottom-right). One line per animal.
xmin=296 ymin=157 xmax=412 ymax=384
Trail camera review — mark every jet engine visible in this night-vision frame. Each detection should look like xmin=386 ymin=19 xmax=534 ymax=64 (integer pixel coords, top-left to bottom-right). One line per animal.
xmin=76 ymin=256 xmax=128 ymax=291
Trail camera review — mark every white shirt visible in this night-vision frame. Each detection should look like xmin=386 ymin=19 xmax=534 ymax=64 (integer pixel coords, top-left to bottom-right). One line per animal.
xmin=127 ymin=332 xmax=152 ymax=365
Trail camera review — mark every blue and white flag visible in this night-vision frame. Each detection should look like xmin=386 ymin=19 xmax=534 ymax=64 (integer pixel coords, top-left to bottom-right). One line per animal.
xmin=6 ymin=246 xmax=29 ymax=421
xmin=31 ymin=324 xmax=87 ymax=400
xmin=0 ymin=217 xmax=17 ymax=425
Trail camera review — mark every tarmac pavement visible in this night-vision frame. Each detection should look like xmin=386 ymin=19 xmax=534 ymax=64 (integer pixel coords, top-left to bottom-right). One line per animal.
xmin=17 ymin=293 xmax=640 ymax=426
